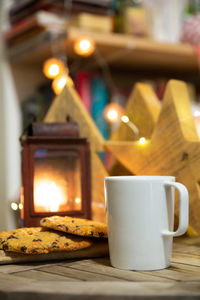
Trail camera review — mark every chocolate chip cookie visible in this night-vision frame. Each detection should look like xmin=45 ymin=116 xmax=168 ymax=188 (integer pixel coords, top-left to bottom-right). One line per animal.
xmin=40 ymin=216 xmax=108 ymax=238
xmin=0 ymin=227 xmax=92 ymax=254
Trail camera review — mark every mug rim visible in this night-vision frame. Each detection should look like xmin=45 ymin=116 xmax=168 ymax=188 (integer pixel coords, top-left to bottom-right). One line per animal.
xmin=104 ymin=175 xmax=175 ymax=181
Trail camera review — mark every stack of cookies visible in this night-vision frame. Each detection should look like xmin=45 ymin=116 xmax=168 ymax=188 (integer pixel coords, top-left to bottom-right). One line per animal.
xmin=0 ymin=216 xmax=108 ymax=264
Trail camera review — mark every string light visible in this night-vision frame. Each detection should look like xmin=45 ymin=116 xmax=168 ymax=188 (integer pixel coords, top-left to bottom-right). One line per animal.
xmin=74 ymin=37 xmax=95 ymax=57
xmin=52 ymin=74 xmax=74 ymax=95
xmin=11 ymin=202 xmax=18 ymax=211
xmin=104 ymin=103 xmax=124 ymax=123
xmin=137 ymin=137 xmax=149 ymax=146
xmin=18 ymin=203 xmax=23 ymax=210
xmin=121 ymin=115 xmax=129 ymax=123
xmin=139 ymin=137 xmax=146 ymax=145
xmin=43 ymin=58 xmax=65 ymax=79
xmin=193 ymin=111 xmax=200 ymax=118
xmin=120 ymin=115 xmax=148 ymax=145
xmin=121 ymin=115 xmax=139 ymax=135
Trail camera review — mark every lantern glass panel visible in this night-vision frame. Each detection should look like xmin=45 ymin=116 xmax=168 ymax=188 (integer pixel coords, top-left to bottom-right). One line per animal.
xmin=33 ymin=149 xmax=81 ymax=213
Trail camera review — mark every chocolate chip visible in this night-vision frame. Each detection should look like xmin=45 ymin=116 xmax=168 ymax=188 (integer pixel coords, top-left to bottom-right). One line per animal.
xmin=21 ymin=246 xmax=27 ymax=252
xmin=59 ymin=234 xmax=66 ymax=237
xmin=2 ymin=243 xmax=8 ymax=251
xmin=33 ymin=239 xmax=42 ymax=242
xmin=31 ymin=249 xmax=38 ymax=254
xmin=71 ymin=220 xmax=74 ymax=223
xmin=75 ymin=226 xmax=80 ymax=231
xmin=7 ymin=235 xmax=18 ymax=240
xmin=65 ymin=242 xmax=69 ymax=246
xmin=42 ymin=219 xmax=46 ymax=222
xmin=51 ymin=242 xmax=59 ymax=248
xmin=98 ymin=232 xmax=104 ymax=237
xmin=65 ymin=226 xmax=69 ymax=231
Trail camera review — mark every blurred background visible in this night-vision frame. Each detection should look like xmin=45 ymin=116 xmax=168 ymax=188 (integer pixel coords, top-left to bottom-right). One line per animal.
xmin=1 ymin=0 xmax=200 ymax=230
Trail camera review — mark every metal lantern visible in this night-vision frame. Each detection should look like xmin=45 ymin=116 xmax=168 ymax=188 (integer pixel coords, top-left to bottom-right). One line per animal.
xmin=20 ymin=121 xmax=91 ymax=227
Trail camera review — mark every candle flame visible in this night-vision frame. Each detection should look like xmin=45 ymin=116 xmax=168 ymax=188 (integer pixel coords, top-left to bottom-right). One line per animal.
xmin=34 ymin=180 xmax=67 ymax=212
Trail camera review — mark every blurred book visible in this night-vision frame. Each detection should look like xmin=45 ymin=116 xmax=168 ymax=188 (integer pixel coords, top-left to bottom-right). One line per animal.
xmin=4 ymin=10 xmax=66 ymax=46
xmin=7 ymin=30 xmax=51 ymax=61
xmin=91 ymin=75 xmax=108 ymax=139
xmin=69 ymin=12 xmax=113 ymax=33
xmin=75 ymin=70 xmax=92 ymax=113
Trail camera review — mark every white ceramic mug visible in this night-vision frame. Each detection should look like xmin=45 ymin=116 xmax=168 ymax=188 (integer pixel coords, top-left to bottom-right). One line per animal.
xmin=104 ymin=176 xmax=189 ymax=271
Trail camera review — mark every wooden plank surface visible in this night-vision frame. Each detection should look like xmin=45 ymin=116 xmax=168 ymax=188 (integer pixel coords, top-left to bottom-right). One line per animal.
xmin=0 ymin=238 xmax=199 ymax=299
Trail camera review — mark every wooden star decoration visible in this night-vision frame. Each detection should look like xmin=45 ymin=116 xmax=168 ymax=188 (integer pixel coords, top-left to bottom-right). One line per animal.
xmin=111 ymin=83 xmax=161 ymax=141
xmin=105 ymin=80 xmax=200 ymax=235
xmin=109 ymin=83 xmax=161 ymax=176
xmin=44 ymin=86 xmax=108 ymax=222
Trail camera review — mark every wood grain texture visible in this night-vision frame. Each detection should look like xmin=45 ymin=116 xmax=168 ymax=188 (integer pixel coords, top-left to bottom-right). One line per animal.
xmin=0 ymin=238 xmax=199 ymax=299
xmin=105 ymin=80 xmax=200 ymax=236
xmin=44 ymin=86 xmax=108 ymax=222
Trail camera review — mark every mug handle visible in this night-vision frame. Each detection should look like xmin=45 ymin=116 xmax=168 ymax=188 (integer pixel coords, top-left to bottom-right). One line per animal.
xmin=162 ymin=181 xmax=189 ymax=237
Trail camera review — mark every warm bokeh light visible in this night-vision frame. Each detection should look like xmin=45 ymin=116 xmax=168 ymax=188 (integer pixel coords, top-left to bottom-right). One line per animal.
xmin=43 ymin=58 xmax=65 ymax=79
xmin=138 ymin=137 xmax=148 ymax=146
xmin=52 ymin=74 xmax=74 ymax=94
xmin=74 ymin=37 xmax=95 ymax=57
xmin=34 ymin=180 xmax=67 ymax=212
xmin=18 ymin=203 xmax=23 ymax=210
xmin=193 ymin=111 xmax=200 ymax=117
xmin=75 ymin=197 xmax=81 ymax=204
xmin=11 ymin=202 xmax=18 ymax=211
xmin=121 ymin=115 xmax=139 ymax=135
xmin=104 ymin=103 xmax=124 ymax=123
xmin=121 ymin=115 xmax=129 ymax=123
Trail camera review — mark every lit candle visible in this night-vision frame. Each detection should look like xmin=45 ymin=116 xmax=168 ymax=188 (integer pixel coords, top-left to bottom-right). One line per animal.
xmin=34 ymin=180 xmax=67 ymax=212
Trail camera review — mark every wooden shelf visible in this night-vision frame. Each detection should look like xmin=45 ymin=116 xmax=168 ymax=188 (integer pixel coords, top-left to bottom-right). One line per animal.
xmin=8 ymin=27 xmax=199 ymax=74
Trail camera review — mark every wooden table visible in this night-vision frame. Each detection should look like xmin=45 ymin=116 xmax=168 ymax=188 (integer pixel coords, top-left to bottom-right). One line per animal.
xmin=0 ymin=238 xmax=199 ymax=300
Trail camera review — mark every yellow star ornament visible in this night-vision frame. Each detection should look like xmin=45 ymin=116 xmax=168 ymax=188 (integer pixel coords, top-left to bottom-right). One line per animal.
xmin=105 ymin=80 xmax=200 ymax=235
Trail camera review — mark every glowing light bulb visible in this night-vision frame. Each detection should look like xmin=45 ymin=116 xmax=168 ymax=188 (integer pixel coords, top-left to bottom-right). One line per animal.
xmin=104 ymin=103 xmax=124 ymax=123
xmin=138 ymin=137 xmax=147 ymax=145
xmin=121 ymin=115 xmax=139 ymax=135
xmin=74 ymin=37 xmax=95 ymax=57
xmin=121 ymin=115 xmax=129 ymax=123
xmin=18 ymin=203 xmax=23 ymax=210
xmin=75 ymin=197 xmax=81 ymax=204
xmin=193 ymin=111 xmax=200 ymax=117
xmin=52 ymin=74 xmax=74 ymax=95
xmin=43 ymin=58 xmax=65 ymax=79
xmin=11 ymin=202 xmax=18 ymax=211
xmin=107 ymin=109 xmax=118 ymax=121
